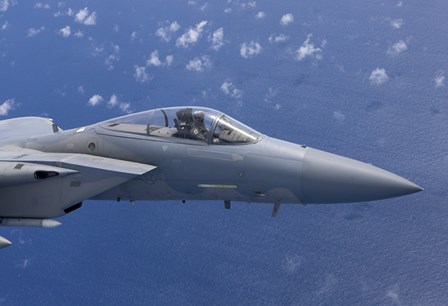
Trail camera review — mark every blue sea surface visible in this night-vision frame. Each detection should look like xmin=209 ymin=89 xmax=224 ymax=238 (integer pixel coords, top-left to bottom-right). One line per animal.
xmin=0 ymin=1 xmax=446 ymax=305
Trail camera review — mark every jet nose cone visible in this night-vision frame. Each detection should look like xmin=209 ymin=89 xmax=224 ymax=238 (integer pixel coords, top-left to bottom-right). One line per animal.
xmin=301 ymin=148 xmax=422 ymax=204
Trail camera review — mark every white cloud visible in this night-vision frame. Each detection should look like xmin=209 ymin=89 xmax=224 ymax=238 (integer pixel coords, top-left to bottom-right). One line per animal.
xmin=130 ymin=31 xmax=137 ymax=41
xmin=84 ymin=12 xmax=97 ymax=26
xmin=75 ymin=7 xmax=89 ymax=23
xmin=240 ymin=41 xmax=262 ymax=58
xmin=209 ymin=28 xmax=224 ymax=50
xmin=54 ymin=8 xmax=74 ymax=18
xmin=176 ymin=20 xmax=208 ymax=48
xmin=0 ymin=0 xmax=11 ymax=12
xmin=264 ymin=87 xmax=278 ymax=103
xmin=165 ymin=55 xmax=173 ymax=66
xmin=434 ymin=71 xmax=445 ymax=88
xmin=169 ymin=21 xmax=181 ymax=32
xmin=333 ymin=110 xmax=345 ymax=121
xmin=78 ymin=86 xmax=85 ymax=95
xmin=74 ymin=30 xmax=83 ymax=38
xmin=387 ymin=40 xmax=407 ymax=55
xmin=34 ymin=2 xmax=50 ymax=9
xmin=17 ymin=259 xmax=30 ymax=270
xmin=186 ymin=55 xmax=212 ymax=72
xmin=281 ymin=254 xmax=302 ymax=274
xmin=386 ymin=287 xmax=402 ymax=306
xmin=225 ymin=1 xmax=256 ymax=13
xmin=88 ymin=94 xmax=103 ymax=106
xmin=84 ymin=12 xmax=96 ymax=25
xmin=155 ymin=21 xmax=180 ymax=42
xmin=147 ymin=50 xmax=163 ymax=67
xmin=241 ymin=1 xmax=256 ymax=9
xmin=255 ymin=11 xmax=265 ymax=19
xmin=369 ymin=68 xmax=389 ymax=85
xmin=187 ymin=0 xmax=208 ymax=11
xmin=221 ymin=81 xmax=242 ymax=100
xmin=269 ymin=33 xmax=289 ymax=43
xmin=134 ymin=66 xmax=150 ymax=83
xmin=92 ymin=45 xmax=104 ymax=56
xmin=27 ymin=27 xmax=45 ymax=37
xmin=146 ymin=50 xmax=173 ymax=67
xmin=296 ymin=34 xmax=322 ymax=61
xmin=104 ymin=44 xmax=120 ymax=70
xmin=390 ymin=18 xmax=403 ymax=29
xmin=280 ymin=13 xmax=294 ymax=26
xmin=108 ymin=94 xmax=118 ymax=108
xmin=106 ymin=95 xmax=132 ymax=113
xmin=119 ymin=102 xmax=131 ymax=113
xmin=0 ymin=98 xmax=14 ymax=116
xmin=75 ymin=7 xmax=97 ymax=26
xmin=59 ymin=26 xmax=71 ymax=38
xmin=1 ymin=21 xmax=9 ymax=31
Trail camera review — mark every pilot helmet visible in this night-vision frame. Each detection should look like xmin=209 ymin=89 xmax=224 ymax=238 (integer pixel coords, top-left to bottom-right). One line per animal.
xmin=193 ymin=110 xmax=205 ymax=122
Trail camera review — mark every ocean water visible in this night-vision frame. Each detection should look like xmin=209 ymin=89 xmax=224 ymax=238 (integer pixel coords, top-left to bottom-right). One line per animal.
xmin=0 ymin=1 xmax=446 ymax=305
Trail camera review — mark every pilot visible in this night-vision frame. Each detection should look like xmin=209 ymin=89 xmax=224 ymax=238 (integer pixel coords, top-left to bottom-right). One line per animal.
xmin=191 ymin=110 xmax=208 ymax=141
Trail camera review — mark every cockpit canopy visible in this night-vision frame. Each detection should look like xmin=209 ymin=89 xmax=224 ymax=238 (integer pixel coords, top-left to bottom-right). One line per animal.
xmin=100 ymin=107 xmax=262 ymax=145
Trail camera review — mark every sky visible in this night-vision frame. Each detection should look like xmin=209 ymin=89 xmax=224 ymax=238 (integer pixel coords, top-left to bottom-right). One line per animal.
xmin=0 ymin=0 xmax=447 ymax=305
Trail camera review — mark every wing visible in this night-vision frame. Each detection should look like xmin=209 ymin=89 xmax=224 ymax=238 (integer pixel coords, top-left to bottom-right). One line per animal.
xmin=0 ymin=148 xmax=156 ymax=219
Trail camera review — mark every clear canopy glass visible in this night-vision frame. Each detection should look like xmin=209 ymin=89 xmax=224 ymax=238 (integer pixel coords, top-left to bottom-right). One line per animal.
xmin=100 ymin=107 xmax=261 ymax=145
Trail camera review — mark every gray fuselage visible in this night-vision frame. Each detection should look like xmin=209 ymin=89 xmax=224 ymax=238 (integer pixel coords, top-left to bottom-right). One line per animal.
xmin=25 ymin=125 xmax=305 ymax=204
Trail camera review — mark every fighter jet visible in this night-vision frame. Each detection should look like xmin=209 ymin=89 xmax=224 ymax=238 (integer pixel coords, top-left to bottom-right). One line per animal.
xmin=0 ymin=106 xmax=422 ymax=249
